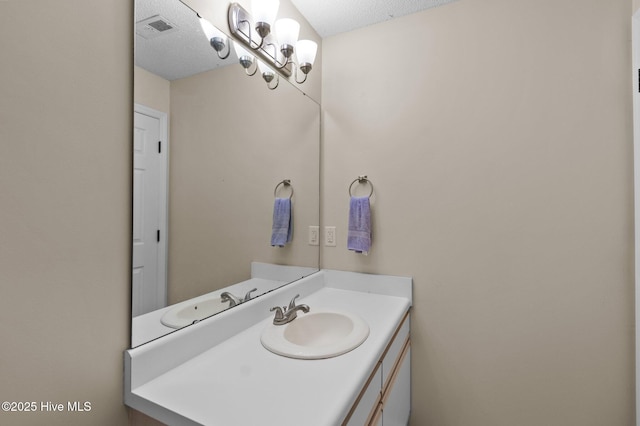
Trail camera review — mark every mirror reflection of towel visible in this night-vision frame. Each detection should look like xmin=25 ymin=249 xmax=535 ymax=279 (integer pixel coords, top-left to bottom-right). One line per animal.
xmin=271 ymin=197 xmax=292 ymax=247
xmin=347 ymin=196 xmax=371 ymax=254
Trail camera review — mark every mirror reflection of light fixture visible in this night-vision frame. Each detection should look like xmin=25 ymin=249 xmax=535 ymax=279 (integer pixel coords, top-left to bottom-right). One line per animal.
xmin=228 ymin=2 xmax=317 ymax=88
xmin=233 ymin=42 xmax=257 ymax=76
xmin=258 ymin=61 xmax=279 ymax=90
xmin=198 ymin=15 xmax=230 ymax=59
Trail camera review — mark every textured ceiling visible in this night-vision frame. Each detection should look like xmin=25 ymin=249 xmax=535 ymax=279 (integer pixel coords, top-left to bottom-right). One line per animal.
xmin=290 ymin=0 xmax=458 ymax=38
xmin=135 ymin=0 xmax=234 ymax=80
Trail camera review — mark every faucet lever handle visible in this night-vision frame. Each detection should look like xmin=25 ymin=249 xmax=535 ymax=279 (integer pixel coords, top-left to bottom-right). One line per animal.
xmin=270 ymin=306 xmax=285 ymax=321
xmin=243 ymin=288 xmax=257 ymax=302
xmin=288 ymin=294 xmax=300 ymax=310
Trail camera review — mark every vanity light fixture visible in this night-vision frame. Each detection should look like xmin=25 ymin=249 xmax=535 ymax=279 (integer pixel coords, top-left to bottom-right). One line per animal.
xmin=294 ymin=39 xmax=318 ymax=83
xmin=198 ymin=15 xmax=230 ymax=59
xmin=251 ymin=0 xmax=279 ymax=41
xmin=228 ymin=2 xmax=318 ymax=87
xmin=274 ymin=18 xmax=299 ymax=60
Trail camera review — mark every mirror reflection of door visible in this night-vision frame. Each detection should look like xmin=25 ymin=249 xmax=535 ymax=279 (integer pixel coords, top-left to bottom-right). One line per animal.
xmin=132 ymin=104 xmax=168 ymax=316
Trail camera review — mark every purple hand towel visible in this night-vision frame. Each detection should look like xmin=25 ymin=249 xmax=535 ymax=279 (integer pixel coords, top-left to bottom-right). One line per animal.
xmin=347 ymin=196 xmax=371 ymax=254
xmin=271 ymin=197 xmax=292 ymax=247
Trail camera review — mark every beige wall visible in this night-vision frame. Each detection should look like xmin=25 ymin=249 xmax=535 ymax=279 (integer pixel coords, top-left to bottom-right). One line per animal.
xmin=321 ymin=0 xmax=634 ymax=424
xmin=0 ymin=0 xmax=131 ymax=425
xmin=1 ymin=0 xmax=635 ymax=425
xmin=134 ymin=66 xmax=170 ymax=115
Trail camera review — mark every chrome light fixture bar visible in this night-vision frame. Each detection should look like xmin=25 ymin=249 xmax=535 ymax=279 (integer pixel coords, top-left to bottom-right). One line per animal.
xmin=228 ymin=2 xmax=292 ymax=77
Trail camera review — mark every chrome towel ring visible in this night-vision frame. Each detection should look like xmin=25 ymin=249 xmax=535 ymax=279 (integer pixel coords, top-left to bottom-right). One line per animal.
xmin=274 ymin=179 xmax=294 ymax=199
xmin=348 ymin=175 xmax=374 ymax=198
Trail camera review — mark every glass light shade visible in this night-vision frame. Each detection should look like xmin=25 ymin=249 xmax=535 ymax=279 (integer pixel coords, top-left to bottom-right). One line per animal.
xmin=257 ymin=60 xmax=274 ymax=75
xmin=295 ymin=40 xmax=317 ymax=66
xmin=275 ymin=18 xmax=300 ymax=47
xmin=199 ymin=17 xmax=218 ymax=40
xmin=233 ymin=42 xmax=255 ymax=70
xmin=233 ymin=41 xmax=252 ymax=60
xmin=251 ymin=0 xmax=279 ymax=25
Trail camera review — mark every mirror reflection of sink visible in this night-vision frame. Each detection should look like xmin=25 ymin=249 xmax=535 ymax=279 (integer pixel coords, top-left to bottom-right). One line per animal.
xmin=161 ymin=297 xmax=228 ymax=329
xmin=261 ymin=309 xmax=370 ymax=359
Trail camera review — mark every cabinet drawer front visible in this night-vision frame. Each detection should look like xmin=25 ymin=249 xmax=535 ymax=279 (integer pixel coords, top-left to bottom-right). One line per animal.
xmin=345 ymin=365 xmax=382 ymax=426
xmin=382 ymin=312 xmax=410 ymax=389
xmin=369 ymin=402 xmax=383 ymax=426
xmin=382 ymin=344 xmax=411 ymax=425
xmin=343 ymin=310 xmax=411 ymax=426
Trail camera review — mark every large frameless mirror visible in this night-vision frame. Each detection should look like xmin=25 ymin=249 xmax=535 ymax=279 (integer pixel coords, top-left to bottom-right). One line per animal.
xmin=132 ymin=0 xmax=320 ymax=347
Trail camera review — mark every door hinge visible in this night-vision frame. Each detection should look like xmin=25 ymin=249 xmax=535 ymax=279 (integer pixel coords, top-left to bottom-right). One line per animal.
xmin=157 ymin=229 xmax=160 ymax=242
xmin=158 ymin=141 xmax=162 ymax=153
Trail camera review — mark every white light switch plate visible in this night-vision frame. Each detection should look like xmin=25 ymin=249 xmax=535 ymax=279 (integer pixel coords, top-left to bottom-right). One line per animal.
xmin=325 ymin=226 xmax=336 ymax=247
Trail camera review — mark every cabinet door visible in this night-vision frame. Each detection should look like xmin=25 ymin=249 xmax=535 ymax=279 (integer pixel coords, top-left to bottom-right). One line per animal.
xmin=343 ymin=310 xmax=411 ymax=426
xmin=369 ymin=402 xmax=383 ymax=426
xmin=382 ymin=345 xmax=411 ymax=426
xmin=382 ymin=315 xmax=410 ymax=388
xmin=346 ymin=365 xmax=382 ymax=426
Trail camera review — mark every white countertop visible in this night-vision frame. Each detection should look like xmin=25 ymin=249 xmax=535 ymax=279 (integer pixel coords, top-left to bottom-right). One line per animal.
xmin=126 ymin=270 xmax=412 ymax=426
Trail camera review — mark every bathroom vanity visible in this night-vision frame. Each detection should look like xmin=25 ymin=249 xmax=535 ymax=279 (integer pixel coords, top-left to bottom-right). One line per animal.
xmin=125 ymin=269 xmax=411 ymax=425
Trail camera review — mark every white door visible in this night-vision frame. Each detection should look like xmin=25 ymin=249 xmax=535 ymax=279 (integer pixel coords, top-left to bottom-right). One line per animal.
xmin=132 ymin=104 xmax=168 ymax=317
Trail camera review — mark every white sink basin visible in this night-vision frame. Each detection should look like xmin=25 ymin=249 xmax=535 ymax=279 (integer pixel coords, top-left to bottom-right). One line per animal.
xmin=161 ymin=297 xmax=228 ymax=329
xmin=261 ymin=309 xmax=370 ymax=359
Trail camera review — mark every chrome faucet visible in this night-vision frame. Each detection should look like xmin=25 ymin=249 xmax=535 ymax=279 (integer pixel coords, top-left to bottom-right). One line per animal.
xmin=221 ymin=287 xmax=258 ymax=307
xmin=270 ymin=294 xmax=310 ymax=325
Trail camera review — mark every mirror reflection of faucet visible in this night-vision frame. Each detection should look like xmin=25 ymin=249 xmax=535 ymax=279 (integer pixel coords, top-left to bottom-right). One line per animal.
xmin=221 ymin=288 xmax=258 ymax=308
xmin=244 ymin=288 xmax=257 ymax=302
xmin=270 ymin=294 xmax=310 ymax=325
